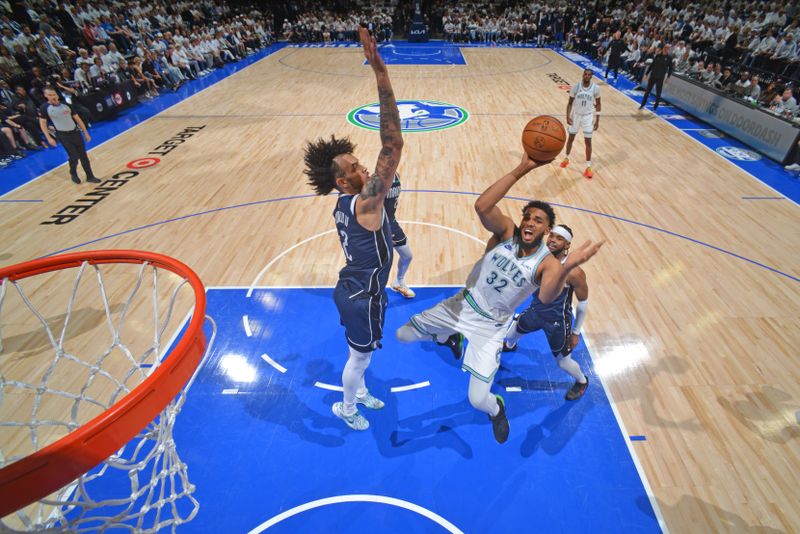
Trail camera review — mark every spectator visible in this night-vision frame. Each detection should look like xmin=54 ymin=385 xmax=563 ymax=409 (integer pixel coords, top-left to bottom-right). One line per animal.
xmin=715 ymin=66 xmax=735 ymax=91
xmin=746 ymin=75 xmax=761 ymax=101
xmin=759 ymin=81 xmax=780 ymax=107
xmin=770 ymin=87 xmax=798 ymax=114
xmin=732 ymin=70 xmax=752 ymax=96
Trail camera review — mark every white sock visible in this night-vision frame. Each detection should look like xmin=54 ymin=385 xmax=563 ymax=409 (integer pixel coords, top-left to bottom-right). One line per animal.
xmin=505 ymin=316 xmax=523 ymax=346
xmin=586 ymin=160 xmax=592 ymax=167
xmin=394 ymin=244 xmax=413 ymax=286
xmin=556 ymin=354 xmax=587 ymax=383
xmin=342 ymin=347 xmax=372 ymax=415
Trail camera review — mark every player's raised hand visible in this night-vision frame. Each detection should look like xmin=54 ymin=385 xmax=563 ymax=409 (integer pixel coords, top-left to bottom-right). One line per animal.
xmin=563 ymin=240 xmax=605 ymax=271
xmin=518 ymin=151 xmax=551 ymax=173
xmin=359 ymin=27 xmax=386 ymax=74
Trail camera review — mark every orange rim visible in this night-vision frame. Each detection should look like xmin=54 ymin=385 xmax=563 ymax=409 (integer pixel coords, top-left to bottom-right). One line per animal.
xmin=0 ymin=250 xmax=206 ymax=518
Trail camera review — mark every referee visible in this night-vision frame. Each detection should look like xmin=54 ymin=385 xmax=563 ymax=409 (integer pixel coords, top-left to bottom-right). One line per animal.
xmin=639 ymin=45 xmax=673 ymax=111
xmin=38 ymin=86 xmax=100 ymax=184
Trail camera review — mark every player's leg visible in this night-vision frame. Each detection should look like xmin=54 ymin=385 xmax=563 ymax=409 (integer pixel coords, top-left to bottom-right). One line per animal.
xmin=583 ymin=114 xmax=593 ymax=179
xmin=332 ymin=286 xmax=387 ymax=430
xmin=396 ymin=293 xmax=459 ymax=345
xmin=561 ymin=122 xmax=577 ymax=168
xmin=544 ymin=316 xmax=588 ymax=400
xmin=390 ymin=226 xmax=415 ymax=298
xmin=463 ymin=335 xmax=509 ymax=444
xmin=502 ymin=306 xmax=544 ymax=351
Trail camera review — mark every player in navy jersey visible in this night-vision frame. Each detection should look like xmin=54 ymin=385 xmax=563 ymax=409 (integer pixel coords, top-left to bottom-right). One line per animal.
xmin=303 ymin=27 xmax=403 ymax=431
xmin=385 ymin=174 xmax=415 ymax=298
xmin=396 ymin=153 xmax=603 ymax=443
xmin=502 ymin=224 xmax=591 ymax=401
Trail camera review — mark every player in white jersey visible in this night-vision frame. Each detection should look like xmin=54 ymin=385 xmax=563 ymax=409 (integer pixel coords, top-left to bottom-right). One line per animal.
xmin=560 ymin=68 xmax=602 ymax=179
xmin=396 ymin=153 xmax=604 ymax=444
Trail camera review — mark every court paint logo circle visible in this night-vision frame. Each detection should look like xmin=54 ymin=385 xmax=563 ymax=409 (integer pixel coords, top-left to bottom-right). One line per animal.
xmin=127 ymin=157 xmax=161 ymax=169
xmin=715 ymin=146 xmax=761 ymax=162
xmin=348 ymin=100 xmax=469 ymax=132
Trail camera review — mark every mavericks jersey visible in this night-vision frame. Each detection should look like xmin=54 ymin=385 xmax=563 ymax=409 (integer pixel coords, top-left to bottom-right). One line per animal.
xmin=570 ymin=81 xmax=600 ymax=116
xmin=530 ymin=255 xmax=574 ymax=323
xmin=383 ymin=174 xmax=401 ymax=222
xmin=464 ymin=237 xmax=551 ymax=323
xmin=334 ymin=194 xmax=393 ymax=296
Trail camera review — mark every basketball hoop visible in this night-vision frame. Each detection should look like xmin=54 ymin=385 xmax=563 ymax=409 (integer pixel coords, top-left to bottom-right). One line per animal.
xmin=0 ymin=250 xmax=212 ymax=531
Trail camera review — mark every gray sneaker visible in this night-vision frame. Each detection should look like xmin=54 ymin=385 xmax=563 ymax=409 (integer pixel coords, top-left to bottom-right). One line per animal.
xmin=332 ymin=402 xmax=369 ymax=430
xmin=356 ymin=391 xmax=385 ymax=409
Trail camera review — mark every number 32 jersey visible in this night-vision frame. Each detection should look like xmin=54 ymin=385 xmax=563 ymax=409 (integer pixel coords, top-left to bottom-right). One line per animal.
xmin=464 ymin=237 xmax=551 ymax=322
xmin=333 ymin=194 xmax=394 ymax=296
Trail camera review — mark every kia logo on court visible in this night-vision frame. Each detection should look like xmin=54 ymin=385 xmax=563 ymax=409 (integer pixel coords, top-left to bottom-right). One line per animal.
xmin=715 ymin=146 xmax=761 ymax=162
xmin=348 ymin=100 xmax=469 ymax=132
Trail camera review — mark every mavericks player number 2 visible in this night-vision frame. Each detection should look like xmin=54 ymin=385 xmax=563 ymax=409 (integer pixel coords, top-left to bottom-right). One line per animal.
xmin=339 ymin=230 xmax=353 ymax=262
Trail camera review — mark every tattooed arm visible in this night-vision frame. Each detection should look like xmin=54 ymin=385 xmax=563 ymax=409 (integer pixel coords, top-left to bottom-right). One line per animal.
xmin=355 ymin=26 xmax=403 ymax=231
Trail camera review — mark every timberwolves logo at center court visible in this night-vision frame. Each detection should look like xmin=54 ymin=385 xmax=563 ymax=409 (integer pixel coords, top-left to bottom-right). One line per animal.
xmin=348 ymin=100 xmax=469 ymax=132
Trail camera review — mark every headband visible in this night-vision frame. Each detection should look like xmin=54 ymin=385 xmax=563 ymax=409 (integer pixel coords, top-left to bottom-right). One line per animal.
xmin=550 ymin=225 xmax=572 ymax=243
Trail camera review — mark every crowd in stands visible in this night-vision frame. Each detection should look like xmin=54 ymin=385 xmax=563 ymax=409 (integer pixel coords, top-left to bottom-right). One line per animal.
xmin=0 ymin=0 xmax=275 ymax=169
xmin=280 ymin=7 xmax=395 ymax=43
xmin=562 ymin=1 xmax=800 ymax=120
xmin=3 ymin=0 xmax=799 ymax=170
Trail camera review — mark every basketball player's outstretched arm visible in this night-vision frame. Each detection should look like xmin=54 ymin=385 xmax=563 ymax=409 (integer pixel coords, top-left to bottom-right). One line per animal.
xmin=474 ymin=152 xmax=543 ymax=241
xmin=538 ymin=241 xmax=603 ymax=303
xmin=356 ymin=26 xmax=403 ymax=227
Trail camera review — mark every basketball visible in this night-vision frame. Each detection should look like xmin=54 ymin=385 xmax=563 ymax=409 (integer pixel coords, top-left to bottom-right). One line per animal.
xmin=522 ymin=115 xmax=567 ymax=162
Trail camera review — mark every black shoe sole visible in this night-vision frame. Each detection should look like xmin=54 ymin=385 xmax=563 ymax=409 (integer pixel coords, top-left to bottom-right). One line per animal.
xmin=565 ymin=378 xmax=589 ymax=401
xmin=490 ymin=396 xmax=509 ymax=444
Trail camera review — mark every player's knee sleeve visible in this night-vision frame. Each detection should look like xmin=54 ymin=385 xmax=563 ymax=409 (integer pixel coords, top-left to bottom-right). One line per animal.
xmin=395 ymin=244 xmax=413 ymax=263
xmin=556 ymin=354 xmax=585 ymax=381
xmin=348 ymin=346 xmax=372 ymax=367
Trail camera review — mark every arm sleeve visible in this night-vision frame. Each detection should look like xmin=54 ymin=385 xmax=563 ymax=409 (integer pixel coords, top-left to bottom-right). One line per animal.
xmin=573 ymin=299 xmax=588 ymax=334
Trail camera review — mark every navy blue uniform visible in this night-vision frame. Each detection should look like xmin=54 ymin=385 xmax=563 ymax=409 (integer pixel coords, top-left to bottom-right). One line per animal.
xmin=516 ymin=283 xmax=575 ymax=356
xmin=383 ymin=174 xmax=407 ymax=247
xmin=332 ymin=194 xmax=394 ymax=351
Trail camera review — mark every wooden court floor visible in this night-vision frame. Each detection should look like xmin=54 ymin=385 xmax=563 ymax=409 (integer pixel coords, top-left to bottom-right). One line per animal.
xmin=2 ymin=46 xmax=799 ymax=532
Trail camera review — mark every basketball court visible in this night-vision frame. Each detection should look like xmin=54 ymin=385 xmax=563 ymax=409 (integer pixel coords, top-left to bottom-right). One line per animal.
xmin=1 ymin=42 xmax=798 ymax=532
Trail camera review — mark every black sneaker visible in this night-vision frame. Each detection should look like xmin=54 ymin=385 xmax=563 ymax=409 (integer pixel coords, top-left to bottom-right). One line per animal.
xmin=437 ymin=333 xmax=464 ymax=360
xmin=565 ymin=376 xmax=589 ymax=401
xmin=638 ymin=104 xmax=645 ymax=110
xmin=489 ymin=395 xmax=509 ymax=444
xmin=87 ymin=176 xmax=101 ymax=183
xmin=502 ymin=341 xmax=517 ymax=352
xmin=71 ymin=174 xmax=81 ymax=184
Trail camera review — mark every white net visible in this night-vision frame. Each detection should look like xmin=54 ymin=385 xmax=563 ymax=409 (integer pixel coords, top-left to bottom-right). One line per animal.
xmin=0 ymin=257 xmax=213 ymax=532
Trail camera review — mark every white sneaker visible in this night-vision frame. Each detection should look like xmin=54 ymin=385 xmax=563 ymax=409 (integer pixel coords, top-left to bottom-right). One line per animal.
xmin=332 ymin=402 xmax=369 ymax=430
xmin=390 ymin=283 xmax=416 ymax=298
xmin=356 ymin=392 xmax=385 ymax=410
xmin=784 ymin=163 xmax=800 ymax=171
